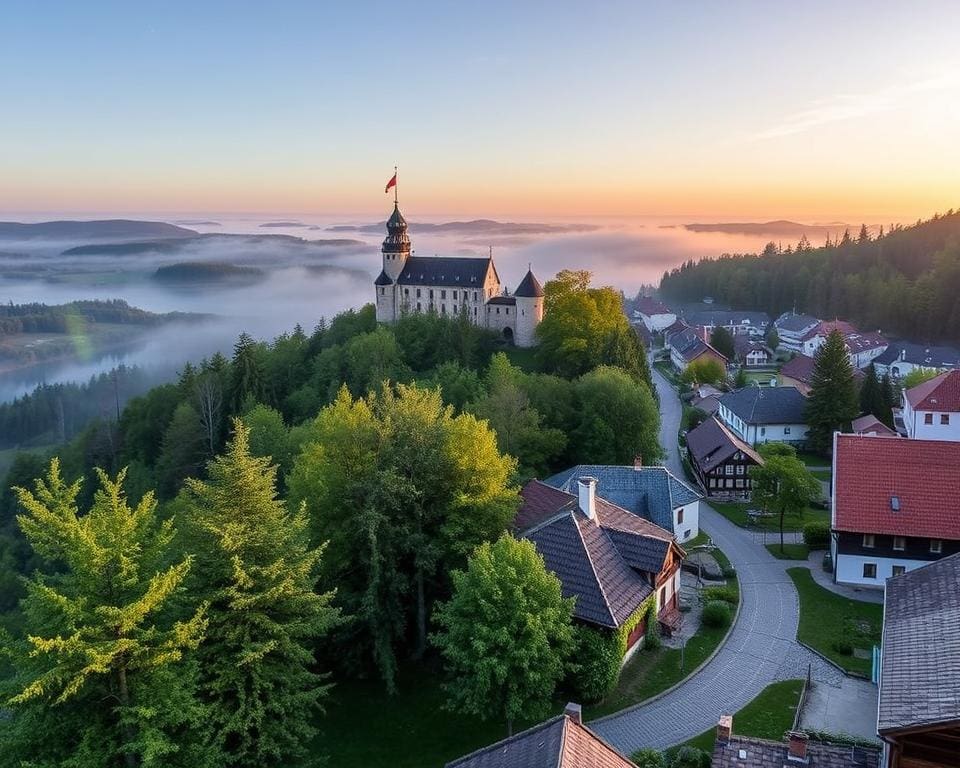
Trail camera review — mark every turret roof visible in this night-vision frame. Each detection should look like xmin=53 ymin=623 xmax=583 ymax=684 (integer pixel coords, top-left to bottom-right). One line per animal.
xmin=515 ymin=269 xmax=544 ymax=297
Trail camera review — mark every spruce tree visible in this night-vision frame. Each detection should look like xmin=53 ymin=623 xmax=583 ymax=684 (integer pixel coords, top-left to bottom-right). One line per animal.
xmin=1 ymin=461 xmax=209 ymax=768
xmin=805 ymin=330 xmax=859 ymax=453
xmin=859 ymin=363 xmax=891 ymax=425
xmin=183 ymin=421 xmax=341 ymax=768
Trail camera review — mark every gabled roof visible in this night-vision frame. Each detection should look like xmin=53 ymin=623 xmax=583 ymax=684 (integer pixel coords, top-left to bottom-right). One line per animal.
xmin=904 ymin=369 xmax=960 ymax=412
xmin=686 ymin=416 xmax=764 ymax=474
xmin=683 ymin=309 xmax=771 ymax=329
xmin=397 ymin=256 xmax=494 ymax=287
xmin=850 ymin=414 xmax=898 ymax=437
xmin=545 ymin=465 xmax=700 ymax=531
xmin=713 ymin=735 xmax=879 ymax=768
xmin=445 ymin=711 xmax=637 ymax=768
xmin=879 ymin=552 xmax=960 ymax=734
xmin=734 ymin=336 xmax=772 ymax=358
xmin=719 ymin=385 xmax=807 ymax=425
xmin=514 ymin=269 xmax=544 ymax=298
xmin=374 ymin=269 xmax=393 ymax=286
xmin=833 ymin=434 xmax=960 ymax=539
xmin=779 ymin=354 xmax=816 ymax=385
xmin=844 ymin=331 xmax=887 ymax=354
xmin=669 ymin=327 xmax=727 ymax=364
xmin=875 ymin=341 xmax=960 ymax=369
xmin=775 ymin=312 xmax=819 ymax=334
xmin=635 ymin=295 xmax=672 ymax=316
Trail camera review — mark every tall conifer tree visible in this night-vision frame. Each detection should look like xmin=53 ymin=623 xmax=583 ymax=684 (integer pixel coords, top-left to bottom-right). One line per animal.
xmin=806 ymin=330 xmax=859 ymax=452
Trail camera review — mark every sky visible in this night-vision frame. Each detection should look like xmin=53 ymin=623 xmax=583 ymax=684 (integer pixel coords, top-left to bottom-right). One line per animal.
xmin=2 ymin=0 xmax=960 ymax=220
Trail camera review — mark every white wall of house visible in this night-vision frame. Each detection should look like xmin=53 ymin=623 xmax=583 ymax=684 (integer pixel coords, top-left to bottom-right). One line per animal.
xmin=834 ymin=553 xmax=931 ymax=586
xmin=673 ymin=501 xmax=699 ymax=542
xmin=747 ymin=422 xmax=809 ymax=445
xmin=902 ymin=397 xmax=960 ymax=441
xmin=641 ymin=311 xmax=676 ymax=333
xmin=849 ymin=344 xmax=887 ymax=369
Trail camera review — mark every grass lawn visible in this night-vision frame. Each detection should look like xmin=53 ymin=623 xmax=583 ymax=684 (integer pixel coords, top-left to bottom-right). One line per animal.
xmin=810 ymin=469 xmax=832 ymax=481
xmin=765 ymin=543 xmax=809 ymax=560
xmin=786 ymin=568 xmax=883 ymax=677
xmin=318 ymin=662 xmax=556 ymax=768
xmin=744 ymin=371 xmax=778 ymax=386
xmin=711 ymin=501 xmax=828 ymax=533
xmin=793 ymin=450 xmax=829 ymax=468
xmin=664 ymin=679 xmax=804 ymax=758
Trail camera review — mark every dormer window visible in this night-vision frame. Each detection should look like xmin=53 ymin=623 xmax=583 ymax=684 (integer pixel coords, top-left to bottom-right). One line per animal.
xmin=890 ymin=496 xmax=901 ymax=512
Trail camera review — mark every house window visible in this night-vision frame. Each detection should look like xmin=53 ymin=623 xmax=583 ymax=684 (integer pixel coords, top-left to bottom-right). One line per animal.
xmin=893 ymin=536 xmax=906 ymax=551
xmin=677 ymin=508 xmax=684 ymax=524
xmin=760 ymin=427 xmax=766 ymax=436
xmin=441 ymin=304 xmax=446 ymax=314
xmin=725 ymin=465 xmax=734 ymax=475
xmin=784 ymin=427 xmax=792 ymax=435
xmin=941 ymin=414 xmax=950 ymax=425
xmin=736 ymin=465 xmax=745 ymax=475
xmin=862 ymin=563 xmax=877 ymax=579
xmin=735 ymin=479 xmax=744 ymax=488
xmin=930 ymin=539 xmax=943 ymax=554
xmin=473 ymin=291 xmax=478 ymax=301
xmin=892 ymin=565 xmax=906 ymax=577
xmin=925 ymin=413 xmax=933 ymax=425
xmin=862 ymin=534 xmax=875 ymax=548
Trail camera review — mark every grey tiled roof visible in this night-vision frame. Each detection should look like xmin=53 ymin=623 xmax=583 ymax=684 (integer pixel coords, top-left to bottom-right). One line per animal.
xmin=775 ymin=312 xmax=820 ymax=333
xmin=879 ymin=552 xmax=960 ymax=733
xmin=686 ymin=416 xmax=763 ymax=474
xmin=683 ymin=309 xmax=771 ymax=329
xmin=668 ymin=327 xmax=726 ymax=363
xmin=719 ymin=385 xmax=807 ymax=425
xmin=545 ymin=465 xmax=700 ymax=532
xmin=397 ymin=256 xmax=494 ymax=287
xmin=374 ymin=269 xmax=393 ymax=285
xmin=514 ymin=269 xmax=544 ymax=297
xmin=712 ymin=736 xmax=879 ymax=768
xmin=874 ymin=341 xmax=960 ymax=369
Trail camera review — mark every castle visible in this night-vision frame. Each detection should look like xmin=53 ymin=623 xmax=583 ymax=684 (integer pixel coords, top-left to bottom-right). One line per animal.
xmin=374 ymin=202 xmax=545 ymax=347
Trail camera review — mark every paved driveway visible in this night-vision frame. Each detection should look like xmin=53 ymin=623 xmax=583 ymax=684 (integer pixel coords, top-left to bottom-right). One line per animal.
xmin=588 ymin=369 xmax=848 ymax=752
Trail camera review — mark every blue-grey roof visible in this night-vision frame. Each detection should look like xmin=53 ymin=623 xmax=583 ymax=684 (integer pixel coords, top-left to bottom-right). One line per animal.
xmin=396 ymin=256 xmax=494 ymax=287
xmin=545 ymin=465 xmax=700 ymax=532
xmin=514 ymin=269 xmax=544 ymax=298
xmin=719 ymin=385 xmax=807 ymax=425
xmin=874 ymin=341 xmax=960 ymax=370
xmin=374 ymin=269 xmax=392 ymax=286
xmin=668 ymin=327 xmax=726 ymax=363
xmin=774 ymin=312 xmax=819 ymax=333
xmin=683 ymin=309 xmax=770 ymax=329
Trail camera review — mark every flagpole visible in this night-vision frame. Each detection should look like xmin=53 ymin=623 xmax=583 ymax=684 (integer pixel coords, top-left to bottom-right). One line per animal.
xmin=394 ymin=164 xmax=398 ymax=205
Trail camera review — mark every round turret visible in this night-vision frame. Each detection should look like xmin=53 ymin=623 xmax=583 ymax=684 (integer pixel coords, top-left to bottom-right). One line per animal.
xmin=381 ymin=202 xmax=411 ymax=282
xmin=513 ymin=268 xmax=545 ymax=347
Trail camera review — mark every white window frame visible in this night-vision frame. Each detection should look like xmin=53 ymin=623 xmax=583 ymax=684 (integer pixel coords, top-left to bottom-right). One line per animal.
xmin=930 ymin=539 xmax=943 ymax=554
xmin=862 ymin=534 xmax=875 ymax=548
xmin=893 ymin=536 xmax=906 ymax=551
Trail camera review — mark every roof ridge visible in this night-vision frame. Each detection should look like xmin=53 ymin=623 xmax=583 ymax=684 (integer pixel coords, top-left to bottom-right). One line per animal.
xmin=571 ymin=513 xmax=618 ymax=627
xmin=445 ymin=714 xmax=566 ymax=767
xmin=576 ymin=720 xmax=644 ymax=767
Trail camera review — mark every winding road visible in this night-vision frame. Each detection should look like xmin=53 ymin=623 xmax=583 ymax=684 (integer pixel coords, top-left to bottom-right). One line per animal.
xmin=588 ymin=369 xmax=846 ymax=751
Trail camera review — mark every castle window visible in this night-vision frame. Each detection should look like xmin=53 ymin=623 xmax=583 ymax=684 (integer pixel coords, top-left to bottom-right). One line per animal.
xmin=522 ymin=310 xmax=525 ymax=316
xmin=416 ymin=289 xmax=421 ymax=298
xmin=496 ymin=308 xmax=500 ymax=315
xmin=473 ymin=291 xmax=478 ymax=301
xmin=441 ymin=304 xmax=446 ymax=314
xmin=417 ymin=302 xmax=421 ymax=312
xmin=452 ymin=290 xmax=457 ymax=300
xmin=474 ymin=307 xmax=477 ymax=316
xmin=441 ymin=290 xmax=446 ymax=299
xmin=505 ymin=308 xmax=509 ymax=315
xmin=404 ymin=288 xmax=409 ymax=296
xmin=430 ymin=290 xmax=434 ymax=299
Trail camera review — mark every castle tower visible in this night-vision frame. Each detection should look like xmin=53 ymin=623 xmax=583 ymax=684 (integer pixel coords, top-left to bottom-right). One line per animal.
xmin=513 ymin=268 xmax=545 ymax=347
xmin=375 ymin=202 xmax=411 ymax=322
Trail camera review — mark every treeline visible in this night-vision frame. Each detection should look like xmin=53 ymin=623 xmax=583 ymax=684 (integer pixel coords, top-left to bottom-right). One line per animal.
xmin=660 ymin=209 xmax=960 ymax=342
xmin=0 ymin=273 xmax=660 ymax=766
xmin=0 ymin=298 xmax=181 ymax=336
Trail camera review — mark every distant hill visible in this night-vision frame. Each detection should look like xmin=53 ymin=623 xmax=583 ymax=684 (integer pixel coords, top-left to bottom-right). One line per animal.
xmin=260 ymin=221 xmax=311 ymax=228
xmin=152 ymin=262 xmax=266 ymax=285
xmin=327 ymin=219 xmax=599 ymax=236
xmin=660 ymin=209 xmax=960 ymax=343
xmin=61 ymin=233 xmax=366 ymax=256
xmin=0 ymin=219 xmax=197 ymax=240
xmin=0 ymin=299 xmax=204 ymax=339
xmin=682 ymin=220 xmax=848 ymax=239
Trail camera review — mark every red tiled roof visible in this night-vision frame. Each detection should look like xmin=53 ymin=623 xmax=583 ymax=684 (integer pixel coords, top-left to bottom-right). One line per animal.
xmin=905 ymin=370 xmax=960 ymax=412
xmin=636 ymin=295 xmax=671 ymax=316
xmin=516 ymin=480 xmax=576 ymax=531
xmin=850 ymin=414 xmax=898 ymax=437
xmin=779 ymin=354 xmax=816 ymax=384
xmin=833 ymin=434 xmax=960 ymax=539
xmin=844 ymin=331 xmax=887 ymax=353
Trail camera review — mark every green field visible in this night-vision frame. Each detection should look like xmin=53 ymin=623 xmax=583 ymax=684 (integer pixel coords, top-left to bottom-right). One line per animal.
xmin=765 ymin=543 xmax=809 ymax=560
xmin=786 ymin=568 xmax=882 ymax=676
xmin=711 ymin=501 xmax=828 ymax=532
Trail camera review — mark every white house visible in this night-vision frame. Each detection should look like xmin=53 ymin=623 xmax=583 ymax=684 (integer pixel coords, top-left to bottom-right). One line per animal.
xmin=831 ymin=433 xmax=960 ymax=587
xmin=774 ymin=312 xmax=820 ymax=353
xmin=716 ymin=385 xmax=809 ymax=446
xmin=634 ymin=296 xmax=676 ymax=333
xmin=895 ymin=370 xmax=960 ymax=440
xmin=874 ymin=342 xmax=960 ymax=380
xmin=799 ymin=320 xmax=888 ymax=369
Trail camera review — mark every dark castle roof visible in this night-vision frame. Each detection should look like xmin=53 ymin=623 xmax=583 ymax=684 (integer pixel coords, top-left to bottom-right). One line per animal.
xmin=514 ymin=269 xmax=544 ymax=297
xmin=397 ymin=256 xmax=495 ymax=287
xmin=374 ymin=270 xmax=393 ymax=286
xmin=386 ymin=203 xmax=406 ymax=229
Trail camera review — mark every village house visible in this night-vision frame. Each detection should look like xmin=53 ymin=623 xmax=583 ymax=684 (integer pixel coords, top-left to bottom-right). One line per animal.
xmin=691 ymin=383 xmax=723 ymax=416
xmin=774 ymin=312 xmax=820 ymax=353
xmin=445 ymin=703 xmax=636 ymax=768
xmin=851 ymin=414 xmax=898 ymax=438
xmin=779 ymin=353 xmax=864 ymax=395
xmin=516 ymin=479 xmax=686 ymax=657
xmin=682 ymin=308 xmax=771 ymax=338
xmin=873 ymin=341 xmax=960 ymax=380
xmin=800 ymin=319 xmax=857 ymax=357
xmin=546 ymin=461 xmax=702 ymax=543
xmin=800 ymin=320 xmax=888 ymax=369
xmin=716 ymin=385 xmax=809 ymax=446
xmin=734 ymin=335 xmax=774 ymax=367
xmin=830 ymin=433 xmax=960 ymax=586
xmin=668 ymin=326 xmax=728 ymax=373
xmin=685 ymin=416 xmax=764 ymax=500
xmin=877 ymin=552 xmax=960 ymax=768
xmin=634 ymin=295 xmax=676 ymax=333
xmin=374 ymin=202 xmax=545 ymax=346
xmin=894 ymin=369 xmax=960 ymax=440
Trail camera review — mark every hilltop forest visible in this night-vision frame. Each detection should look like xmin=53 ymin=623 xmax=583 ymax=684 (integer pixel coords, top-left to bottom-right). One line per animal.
xmin=660 ymin=209 xmax=960 ymax=343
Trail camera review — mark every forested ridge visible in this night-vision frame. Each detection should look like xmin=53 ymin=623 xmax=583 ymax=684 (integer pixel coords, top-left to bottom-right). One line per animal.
xmin=0 ymin=298 xmax=197 ymax=336
xmin=660 ymin=209 xmax=960 ymax=342
xmin=0 ymin=272 xmax=662 ymax=767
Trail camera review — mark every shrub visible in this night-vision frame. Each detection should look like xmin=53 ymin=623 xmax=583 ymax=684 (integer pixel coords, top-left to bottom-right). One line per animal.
xmin=568 ymin=625 xmax=622 ymax=703
xmin=633 ymin=748 xmax=668 ymax=768
xmin=671 ymin=745 xmax=712 ymax=768
xmin=721 ymin=566 xmax=737 ymax=579
xmin=832 ymin=639 xmax=854 ymax=656
xmin=702 ymin=586 xmax=738 ymax=605
xmin=803 ymin=521 xmax=831 ymax=550
xmin=701 ymin=600 xmax=732 ymax=629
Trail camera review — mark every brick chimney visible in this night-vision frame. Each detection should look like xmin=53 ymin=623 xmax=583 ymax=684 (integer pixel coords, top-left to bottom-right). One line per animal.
xmin=563 ymin=702 xmax=582 ymax=725
xmin=787 ymin=731 xmax=809 ymax=761
xmin=634 ymin=455 xmax=643 ymax=471
xmin=716 ymin=715 xmax=732 ymax=745
xmin=577 ymin=477 xmax=597 ymax=521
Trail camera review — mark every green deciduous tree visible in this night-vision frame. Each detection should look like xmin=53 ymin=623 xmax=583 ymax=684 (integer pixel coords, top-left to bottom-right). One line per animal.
xmin=431 ymin=535 xmax=575 ymax=736
xmin=901 ymin=367 xmax=940 ymax=389
xmin=709 ymin=326 xmax=735 ymax=360
xmin=805 ymin=330 xmax=859 ymax=453
xmin=748 ymin=443 xmax=821 ymax=554
xmin=2 ymin=460 xmax=208 ymax=768
xmin=182 ymin=421 xmax=341 ymax=768
xmin=679 ymin=356 xmax=727 ymax=388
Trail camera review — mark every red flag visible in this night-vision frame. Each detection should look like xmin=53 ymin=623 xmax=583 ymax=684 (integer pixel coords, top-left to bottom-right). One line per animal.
xmin=385 ymin=173 xmax=397 ymax=194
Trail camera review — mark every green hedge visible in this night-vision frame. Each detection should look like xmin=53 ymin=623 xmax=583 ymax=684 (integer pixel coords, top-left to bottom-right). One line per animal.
xmin=701 ymin=600 xmax=732 ymax=629
xmin=569 ymin=625 xmax=622 ymax=703
xmin=803 ymin=521 xmax=831 ymax=550
xmin=701 ymin=586 xmax=738 ymax=605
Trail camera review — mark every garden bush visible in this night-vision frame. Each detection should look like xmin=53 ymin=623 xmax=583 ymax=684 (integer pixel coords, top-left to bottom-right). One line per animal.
xmin=633 ymin=748 xmax=667 ymax=768
xmin=568 ymin=625 xmax=621 ymax=703
xmin=702 ymin=586 xmax=738 ymax=605
xmin=721 ymin=566 xmax=737 ymax=579
xmin=832 ymin=639 xmax=854 ymax=656
xmin=803 ymin=521 xmax=831 ymax=550
xmin=671 ymin=745 xmax=711 ymax=768
xmin=701 ymin=600 xmax=732 ymax=629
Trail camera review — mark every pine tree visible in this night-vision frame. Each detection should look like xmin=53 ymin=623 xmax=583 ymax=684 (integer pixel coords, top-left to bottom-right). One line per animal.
xmin=182 ymin=421 xmax=341 ymax=768
xmin=1 ymin=460 xmax=208 ymax=767
xmin=805 ymin=330 xmax=859 ymax=453
xmin=880 ymin=372 xmax=898 ymax=426
xmin=859 ymin=363 xmax=891 ymax=425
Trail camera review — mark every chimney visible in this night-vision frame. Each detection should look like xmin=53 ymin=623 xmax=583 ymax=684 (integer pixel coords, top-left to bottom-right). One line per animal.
xmin=634 ymin=455 xmax=643 ymax=471
xmin=578 ymin=477 xmax=597 ymax=521
xmin=716 ymin=715 xmax=732 ymax=745
xmin=563 ymin=702 xmax=582 ymax=725
xmin=787 ymin=731 xmax=809 ymax=762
